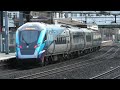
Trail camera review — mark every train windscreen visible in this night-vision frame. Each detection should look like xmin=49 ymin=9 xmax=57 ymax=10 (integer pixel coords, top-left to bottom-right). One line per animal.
xmin=19 ymin=30 xmax=40 ymax=45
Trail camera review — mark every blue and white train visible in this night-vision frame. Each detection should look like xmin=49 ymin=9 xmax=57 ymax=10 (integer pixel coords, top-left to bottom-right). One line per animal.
xmin=16 ymin=22 xmax=102 ymax=65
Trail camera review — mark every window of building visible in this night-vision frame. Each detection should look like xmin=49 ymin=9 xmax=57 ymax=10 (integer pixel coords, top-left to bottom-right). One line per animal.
xmin=79 ymin=13 xmax=82 ymax=16
xmin=71 ymin=13 xmax=73 ymax=17
xmin=88 ymin=14 xmax=90 ymax=16
xmin=77 ymin=14 xmax=80 ymax=17
xmin=96 ymin=14 xmax=100 ymax=16
xmin=83 ymin=14 xmax=86 ymax=16
xmin=13 ymin=15 xmax=16 ymax=18
xmin=8 ymin=13 xmax=12 ymax=18
xmin=72 ymin=13 xmax=77 ymax=17
xmin=68 ymin=13 xmax=71 ymax=17
xmin=3 ymin=12 xmax=5 ymax=17
xmin=13 ymin=13 xmax=17 ymax=19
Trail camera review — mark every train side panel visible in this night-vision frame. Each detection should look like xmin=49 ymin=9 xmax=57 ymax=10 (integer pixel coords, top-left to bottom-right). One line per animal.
xmin=82 ymin=28 xmax=93 ymax=49
xmin=46 ymin=29 xmax=71 ymax=56
xmin=69 ymin=28 xmax=85 ymax=52
xmin=92 ymin=30 xmax=102 ymax=47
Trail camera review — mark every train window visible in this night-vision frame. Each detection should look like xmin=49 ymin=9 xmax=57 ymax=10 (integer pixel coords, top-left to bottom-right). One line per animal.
xmin=55 ymin=36 xmax=66 ymax=44
xmin=19 ymin=30 xmax=40 ymax=44
xmin=55 ymin=37 xmax=59 ymax=44
xmin=43 ymin=34 xmax=47 ymax=42
xmin=57 ymin=37 xmax=59 ymax=43
xmin=79 ymin=33 xmax=84 ymax=43
xmin=73 ymin=34 xmax=81 ymax=43
xmin=86 ymin=33 xmax=91 ymax=42
xmin=63 ymin=37 xmax=65 ymax=43
xmin=61 ymin=37 xmax=62 ymax=42
xmin=93 ymin=33 xmax=96 ymax=41
xmin=64 ymin=37 xmax=66 ymax=43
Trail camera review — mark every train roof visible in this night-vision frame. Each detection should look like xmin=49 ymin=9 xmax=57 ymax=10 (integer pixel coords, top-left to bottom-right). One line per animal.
xmin=17 ymin=22 xmax=65 ymax=31
xmin=81 ymin=28 xmax=94 ymax=32
xmin=68 ymin=27 xmax=94 ymax=33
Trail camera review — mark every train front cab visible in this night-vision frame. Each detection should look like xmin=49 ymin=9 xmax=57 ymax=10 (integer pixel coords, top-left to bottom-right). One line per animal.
xmin=16 ymin=27 xmax=47 ymax=64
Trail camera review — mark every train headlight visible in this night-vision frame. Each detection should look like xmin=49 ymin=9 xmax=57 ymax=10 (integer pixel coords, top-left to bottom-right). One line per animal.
xmin=16 ymin=44 xmax=22 ymax=49
xmin=34 ymin=43 xmax=40 ymax=49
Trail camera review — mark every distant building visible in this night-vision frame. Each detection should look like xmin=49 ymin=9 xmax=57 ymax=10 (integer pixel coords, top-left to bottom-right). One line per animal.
xmin=2 ymin=11 xmax=20 ymax=31
xmin=30 ymin=11 xmax=53 ymax=24
xmin=53 ymin=11 xmax=120 ymax=25
xmin=2 ymin=11 xmax=120 ymax=31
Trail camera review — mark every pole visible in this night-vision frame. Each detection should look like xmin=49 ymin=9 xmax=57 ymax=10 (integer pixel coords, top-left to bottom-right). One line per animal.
xmin=115 ymin=15 xmax=116 ymax=23
xmin=51 ymin=12 xmax=53 ymax=24
xmin=0 ymin=11 xmax=3 ymax=32
xmin=5 ymin=11 xmax=9 ymax=54
xmin=85 ymin=14 xmax=87 ymax=24
xmin=19 ymin=11 xmax=24 ymax=26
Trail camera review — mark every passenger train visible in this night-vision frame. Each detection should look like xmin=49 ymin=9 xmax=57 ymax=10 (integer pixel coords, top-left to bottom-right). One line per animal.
xmin=16 ymin=22 xmax=102 ymax=66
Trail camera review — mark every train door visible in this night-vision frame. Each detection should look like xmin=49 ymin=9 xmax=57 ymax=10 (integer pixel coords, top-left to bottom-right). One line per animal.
xmin=54 ymin=29 xmax=70 ymax=54
xmin=85 ymin=32 xmax=92 ymax=49
xmin=79 ymin=32 xmax=85 ymax=49
xmin=65 ymin=29 xmax=70 ymax=53
xmin=92 ymin=31 xmax=96 ymax=47
xmin=46 ymin=29 xmax=55 ymax=55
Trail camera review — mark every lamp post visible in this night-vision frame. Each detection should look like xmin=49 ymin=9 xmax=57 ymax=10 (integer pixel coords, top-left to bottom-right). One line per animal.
xmin=0 ymin=11 xmax=3 ymax=32
xmin=5 ymin=11 xmax=9 ymax=54
xmin=19 ymin=11 xmax=24 ymax=26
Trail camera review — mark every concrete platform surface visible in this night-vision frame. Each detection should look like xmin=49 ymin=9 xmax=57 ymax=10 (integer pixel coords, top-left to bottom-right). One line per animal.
xmin=0 ymin=53 xmax=15 ymax=61
xmin=101 ymin=40 xmax=113 ymax=46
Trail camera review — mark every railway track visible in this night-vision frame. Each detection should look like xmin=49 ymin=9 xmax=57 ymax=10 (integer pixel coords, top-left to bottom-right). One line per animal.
xmin=89 ymin=65 xmax=120 ymax=79
xmin=0 ymin=45 xmax=114 ymax=79
xmin=13 ymin=46 xmax=118 ymax=79
xmin=89 ymin=47 xmax=120 ymax=79
xmin=111 ymin=74 xmax=120 ymax=79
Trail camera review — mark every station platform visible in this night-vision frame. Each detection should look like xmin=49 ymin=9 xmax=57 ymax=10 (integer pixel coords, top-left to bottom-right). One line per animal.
xmin=0 ymin=53 xmax=15 ymax=61
xmin=101 ymin=40 xmax=113 ymax=46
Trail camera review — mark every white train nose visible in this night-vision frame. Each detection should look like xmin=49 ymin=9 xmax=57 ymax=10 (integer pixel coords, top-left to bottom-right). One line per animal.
xmin=18 ymin=50 xmax=38 ymax=59
xmin=39 ymin=50 xmax=45 ymax=55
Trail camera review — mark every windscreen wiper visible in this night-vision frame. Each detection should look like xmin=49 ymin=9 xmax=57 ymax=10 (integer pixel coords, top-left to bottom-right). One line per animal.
xmin=22 ymin=36 xmax=29 ymax=46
